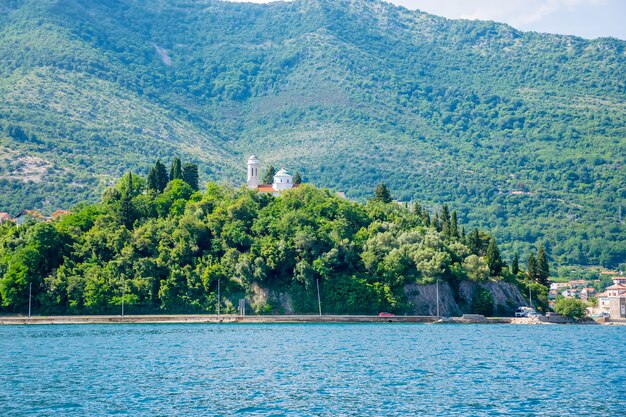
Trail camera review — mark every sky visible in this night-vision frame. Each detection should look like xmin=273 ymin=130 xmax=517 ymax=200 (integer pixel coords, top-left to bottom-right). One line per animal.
xmin=227 ymin=0 xmax=626 ymax=39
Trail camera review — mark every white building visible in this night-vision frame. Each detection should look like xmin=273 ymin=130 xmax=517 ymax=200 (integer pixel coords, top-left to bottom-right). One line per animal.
xmin=246 ymin=155 xmax=298 ymax=196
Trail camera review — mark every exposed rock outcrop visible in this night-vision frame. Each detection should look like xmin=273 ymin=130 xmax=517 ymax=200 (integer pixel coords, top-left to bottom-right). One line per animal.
xmin=405 ymin=280 xmax=526 ymax=317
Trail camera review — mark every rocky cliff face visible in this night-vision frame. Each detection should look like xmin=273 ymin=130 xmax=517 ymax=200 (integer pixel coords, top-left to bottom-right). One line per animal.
xmin=404 ymin=281 xmax=527 ymax=317
xmin=252 ymin=279 xmax=527 ymax=317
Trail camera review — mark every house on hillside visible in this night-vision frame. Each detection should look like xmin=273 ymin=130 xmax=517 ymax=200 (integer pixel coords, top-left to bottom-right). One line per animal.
xmin=14 ymin=209 xmax=46 ymax=226
xmin=579 ymin=287 xmax=596 ymax=302
xmin=612 ymin=276 xmax=626 ymax=285
xmin=50 ymin=210 xmax=71 ymax=220
xmin=0 ymin=212 xmax=13 ymax=224
xmin=596 ymin=284 xmax=626 ymax=318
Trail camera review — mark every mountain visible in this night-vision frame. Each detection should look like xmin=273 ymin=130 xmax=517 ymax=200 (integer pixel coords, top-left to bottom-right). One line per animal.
xmin=0 ymin=0 xmax=624 ymax=267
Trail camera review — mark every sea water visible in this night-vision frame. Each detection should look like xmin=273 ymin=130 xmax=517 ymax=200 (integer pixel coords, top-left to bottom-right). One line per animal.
xmin=0 ymin=323 xmax=624 ymax=416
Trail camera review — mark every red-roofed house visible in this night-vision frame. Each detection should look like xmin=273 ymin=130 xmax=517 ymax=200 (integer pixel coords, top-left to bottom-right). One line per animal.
xmin=50 ymin=210 xmax=71 ymax=220
xmin=15 ymin=210 xmax=47 ymax=226
xmin=0 ymin=212 xmax=13 ymax=224
xmin=597 ymin=285 xmax=626 ymax=318
xmin=612 ymin=277 xmax=626 ymax=285
xmin=579 ymin=287 xmax=596 ymax=301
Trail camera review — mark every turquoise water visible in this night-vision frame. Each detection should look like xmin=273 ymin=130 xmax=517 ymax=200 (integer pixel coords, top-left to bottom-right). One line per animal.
xmin=1 ymin=324 xmax=624 ymax=416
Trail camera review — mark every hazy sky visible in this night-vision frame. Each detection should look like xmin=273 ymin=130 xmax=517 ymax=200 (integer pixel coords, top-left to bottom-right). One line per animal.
xmin=227 ymin=0 xmax=626 ymax=39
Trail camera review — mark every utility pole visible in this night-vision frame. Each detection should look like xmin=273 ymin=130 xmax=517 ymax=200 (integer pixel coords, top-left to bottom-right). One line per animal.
xmin=436 ymin=279 xmax=440 ymax=317
xmin=316 ymin=278 xmax=322 ymax=316
xmin=28 ymin=283 xmax=32 ymax=318
xmin=121 ymin=276 xmax=125 ymax=317
xmin=529 ymin=285 xmax=532 ymax=307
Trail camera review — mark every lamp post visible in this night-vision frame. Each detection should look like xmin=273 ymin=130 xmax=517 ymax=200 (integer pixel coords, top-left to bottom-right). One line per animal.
xmin=436 ymin=279 xmax=440 ymax=317
xmin=28 ymin=282 xmax=32 ymax=318
xmin=121 ymin=276 xmax=125 ymax=317
xmin=217 ymin=278 xmax=221 ymax=317
xmin=316 ymin=278 xmax=322 ymax=316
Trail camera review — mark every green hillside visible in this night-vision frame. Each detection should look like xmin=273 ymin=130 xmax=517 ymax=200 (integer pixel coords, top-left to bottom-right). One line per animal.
xmin=0 ymin=0 xmax=624 ymax=267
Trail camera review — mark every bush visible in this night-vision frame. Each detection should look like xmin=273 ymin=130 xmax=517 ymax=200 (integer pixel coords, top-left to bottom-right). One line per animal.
xmin=554 ymin=298 xmax=587 ymax=320
xmin=471 ymin=287 xmax=494 ymax=316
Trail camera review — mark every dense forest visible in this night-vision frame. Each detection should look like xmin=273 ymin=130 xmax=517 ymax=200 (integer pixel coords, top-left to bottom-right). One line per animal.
xmin=0 ymin=0 xmax=624 ymax=267
xmin=0 ymin=160 xmax=550 ymax=315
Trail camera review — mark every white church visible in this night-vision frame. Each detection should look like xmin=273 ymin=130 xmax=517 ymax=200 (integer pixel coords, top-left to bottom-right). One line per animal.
xmin=246 ymin=155 xmax=299 ymax=196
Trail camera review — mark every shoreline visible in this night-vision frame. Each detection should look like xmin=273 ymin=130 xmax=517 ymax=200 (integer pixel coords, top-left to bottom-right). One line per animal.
xmin=1 ymin=314 xmax=503 ymax=325
xmin=1 ymin=314 xmax=621 ymax=325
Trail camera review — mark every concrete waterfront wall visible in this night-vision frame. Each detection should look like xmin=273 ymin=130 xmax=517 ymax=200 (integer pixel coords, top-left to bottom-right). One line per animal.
xmin=0 ymin=314 xmax=446 ymax=325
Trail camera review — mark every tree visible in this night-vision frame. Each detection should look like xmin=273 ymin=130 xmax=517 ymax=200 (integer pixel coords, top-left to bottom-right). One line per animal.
xmin=146 ymin=166 xmax=159 ymax=193
xmin=293 ymin=171 xmax=302 ymax=184
xmin=467 ymin=228 xmax=481 ymax=256
xmin=148 ymin=159 xmax=169 ymax=193
xmin=471 ymin=288 xmax=494 ymax=316
xmin=462 ymin=255 xmax=490 ymax=282
xmin=486 ymin=236 xmax=503 ymax=276
xmin=373 ymin=183 xmax=392 ymax=203
xmin=170 ymin=158 xmax=182 ymax=181
xmin=554 ymin=298 xmax=587 ymax=320
xmin=527 ymin=252 xmax=538 ymax=282
xmin=182 ymin=163 xmax=199 ymax=191
xmin=441 ymin=204 xmax=450 ymax=236
xmin=511 ymin=252 xmax=520 ymax=275
xmin=118 ymin=171 xmax=136 ymax=228
xmin=263 ymin=165 xmax=276 ymax=184
xmin=0 ymin=246 xmax=41 ymax=309
xmin=154 ymin=159 xmax=169 ymax=192
xmin=537 ymin=244 xmax=550 ymax=286
xmin=450 ymin=211 xmax=459 ymax=238
xmin=116 ymin=171 xmax=145 ymax=197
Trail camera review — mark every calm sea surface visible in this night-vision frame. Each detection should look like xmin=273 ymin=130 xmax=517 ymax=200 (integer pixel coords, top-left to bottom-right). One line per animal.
xmin=0 ymin=323 xmax=624 ymax=416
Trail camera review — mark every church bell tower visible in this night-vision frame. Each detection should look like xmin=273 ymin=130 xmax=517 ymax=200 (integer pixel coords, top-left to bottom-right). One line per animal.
xmin=247 ymin=155 xmax=260 ymax=189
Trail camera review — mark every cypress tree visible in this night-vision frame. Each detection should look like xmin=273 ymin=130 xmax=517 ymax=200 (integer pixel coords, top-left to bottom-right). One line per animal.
xmin=468 ymin=228 xmax=481 ymax=255
xmin=182 ymin=163 xmax=199 ymax=191
xmin=511 ymin=252 xmax=520 ymax=275
xmin=147 ymin=166 xmax=158 ymax=193
xmin=537 ymin=244 xmax=550 ymax=286
xmin=450 ymin=211 xmax=459 ymax=238
xmin=527 ymin=252 xmax=538 ymax=282
xmin=373 ymin=183 xmax=392 ymax=203
xmin=154 ymin=159 xmax=168 ymax=192
xmin=421 ymin=210 xmax=430 ymax=227
xmin=293 ymin=172 xmax=302 ymax=184
xmin=170 ymin=158 xmax=182 ymax=181
xmin=118 ymin=171 xmax=135 ymax=229
xmin=263 ymin=165 xmax=276 ymax=184
xmin=441 ymin=204 xmax=451 ymax=236
xmin=486 ymin=236 xmax=503 ymax=276
xmin=432 ymin=212 xmax=441 ymax=232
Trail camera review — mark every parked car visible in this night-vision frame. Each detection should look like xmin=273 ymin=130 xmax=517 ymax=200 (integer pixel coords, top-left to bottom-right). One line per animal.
xmin=527 ymin=312 xmax=542 ymax=318
xmin=545 ymin=312 xmax=560 ymax=317
xmin=378 ymin=312 xmax=395 ymax=317
xmin=515 ymin=307 xmax=537 ymax=317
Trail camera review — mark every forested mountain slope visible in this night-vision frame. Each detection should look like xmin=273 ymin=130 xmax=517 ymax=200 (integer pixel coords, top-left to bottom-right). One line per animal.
xmin=0 ymin=0 xmax=624 ymax=266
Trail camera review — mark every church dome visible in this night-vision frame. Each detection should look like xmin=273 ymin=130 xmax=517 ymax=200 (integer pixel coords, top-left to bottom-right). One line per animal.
xmin=248 ymin=155 xmax=259 ymax=162
xmin=274 ymin=168 xmax=291 ymax=177
xmin=272 ymin=167 xmax=293 ymax=191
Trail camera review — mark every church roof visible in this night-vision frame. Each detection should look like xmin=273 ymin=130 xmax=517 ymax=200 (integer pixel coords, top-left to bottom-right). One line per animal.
xmin=257 ymin=184 xmax=300 ymax=193
xmin=274 ymin=168 xmax=291 ymax=177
